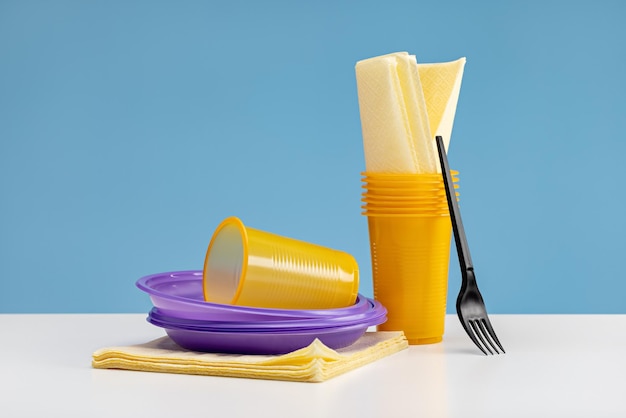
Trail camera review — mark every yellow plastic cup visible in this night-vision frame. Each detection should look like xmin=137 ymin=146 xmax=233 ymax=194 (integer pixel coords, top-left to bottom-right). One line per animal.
xmin=366 ymin=215 xmax=451 ymax=344
xmin=203 ymin=217 xmax=359 ymax=309
xmin=361 ymin=172 xmax=457 ymax=344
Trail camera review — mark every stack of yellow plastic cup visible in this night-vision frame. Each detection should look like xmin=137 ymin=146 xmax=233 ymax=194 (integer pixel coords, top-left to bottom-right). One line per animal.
xmin=361 ymin=172 xmax=459 ymax=344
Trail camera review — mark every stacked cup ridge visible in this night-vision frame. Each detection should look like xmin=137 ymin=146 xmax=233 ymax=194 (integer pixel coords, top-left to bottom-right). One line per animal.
xmin=361 ymin=171 xmax=459 ymax=345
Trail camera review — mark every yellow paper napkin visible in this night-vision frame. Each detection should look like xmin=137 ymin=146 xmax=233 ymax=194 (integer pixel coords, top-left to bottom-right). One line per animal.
xmin=356 ymin=53 xmax=427 ymax=173
xmin=355 ymin=52 xmax=466 ymax=174
xmin=92 ymin=331 xmax=408 ymax=383
xmin=418 ymin=58 xmax=466 ymax=161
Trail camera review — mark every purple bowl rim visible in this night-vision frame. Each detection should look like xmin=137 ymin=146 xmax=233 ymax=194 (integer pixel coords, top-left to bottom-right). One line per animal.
xmin=147 ymin=304 xmax=388 ymax=332
xmin=147 ymin=315 xmax=382 ymax=336
xmin=136 ymin=270 xmax=370 ymax=316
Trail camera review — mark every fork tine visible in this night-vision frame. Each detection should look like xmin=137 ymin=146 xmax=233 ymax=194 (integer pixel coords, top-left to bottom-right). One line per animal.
xmin=469 ymin=320 xmax=493 ymax=355
xmin=460 ymin=319 xmax=487 ymax=355
xmin=476 ymin=319 xmax=501 ymax=354
xmin=481 ymin=317 xmax=506 ymax=354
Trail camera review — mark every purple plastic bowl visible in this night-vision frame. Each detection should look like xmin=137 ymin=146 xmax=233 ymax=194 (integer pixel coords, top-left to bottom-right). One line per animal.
xmin=154 ymin=322 xmax=375 ymax=354
xmin=136 ymin=270 xmax=371 ymax=321
xmin=147 ymin=304 xmax=387 ymax=333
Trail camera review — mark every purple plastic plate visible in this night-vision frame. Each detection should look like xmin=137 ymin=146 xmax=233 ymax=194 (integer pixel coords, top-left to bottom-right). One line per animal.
xmin=136 ymin=270 xmax=371 ymax=321
xmin=154 ymin=322 xmax=373 ymax=354
xmin=147 ymin=305 xmax=387 ymax=332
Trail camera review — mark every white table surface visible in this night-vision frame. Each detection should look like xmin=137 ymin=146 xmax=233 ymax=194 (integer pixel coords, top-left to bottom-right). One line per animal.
xmin=1 ymin=314 xmax=624 ymax=417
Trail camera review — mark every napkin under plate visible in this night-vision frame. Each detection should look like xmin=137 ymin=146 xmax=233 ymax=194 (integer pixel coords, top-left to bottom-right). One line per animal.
xmin=92 ymin=331 xmax=408 ymax=383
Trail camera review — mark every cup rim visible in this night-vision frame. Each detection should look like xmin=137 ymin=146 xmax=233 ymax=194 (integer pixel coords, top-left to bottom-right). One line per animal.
xmin=361 ymin=169 xmax=459 ymax=178
xmin=361 ymin=191 xmax=456 ymax=199
xmin=361 ymin=193 xmax=457 ymax=202
xmin=361 ymin=204 xmax=450 ymax=211
xmin=361 ymin=177 xmax=458 ymax=184
xmin=361 ymin=207 xmax=450 ymax=212
xmin=361 ymin=211 xmax=451 ymax=217
xmin=361 ymin=183 xmax=458 ymax=190
xmin=203 ymin=216 xmax=249 ymax=305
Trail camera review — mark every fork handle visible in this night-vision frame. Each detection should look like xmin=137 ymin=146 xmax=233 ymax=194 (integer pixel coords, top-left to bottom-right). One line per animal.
xmin=436 ymin=136 xmax=473 ymax=272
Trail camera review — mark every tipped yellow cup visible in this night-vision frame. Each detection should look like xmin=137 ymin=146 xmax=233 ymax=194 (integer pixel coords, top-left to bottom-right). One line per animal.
xmin=203 ymin=217 xmax=359 ymax=309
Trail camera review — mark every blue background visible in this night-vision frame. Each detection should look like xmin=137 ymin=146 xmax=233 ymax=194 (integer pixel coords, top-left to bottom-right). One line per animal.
xmin=1 ymin=0 xmax=625 ymax=314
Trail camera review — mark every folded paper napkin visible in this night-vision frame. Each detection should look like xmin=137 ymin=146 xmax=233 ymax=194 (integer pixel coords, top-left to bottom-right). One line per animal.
xmin=355 ymin=52 xmax=466 ymax=174
xmin=92 ymin=331 xmax=408 ymax=383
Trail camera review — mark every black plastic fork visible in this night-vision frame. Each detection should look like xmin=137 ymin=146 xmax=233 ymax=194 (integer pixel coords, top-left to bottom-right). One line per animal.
xmin=436 ymin=136 xmax=505 ymax=355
